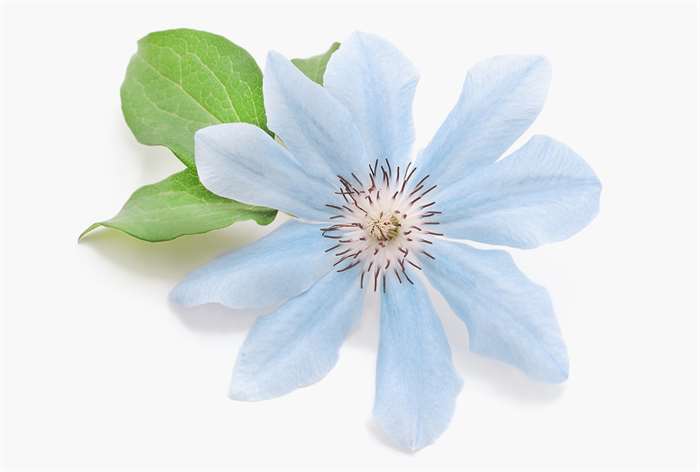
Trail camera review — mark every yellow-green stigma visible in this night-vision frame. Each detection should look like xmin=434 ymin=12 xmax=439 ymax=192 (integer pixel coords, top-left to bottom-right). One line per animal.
xmin=368 ymin=214 xmax=402 ymax=242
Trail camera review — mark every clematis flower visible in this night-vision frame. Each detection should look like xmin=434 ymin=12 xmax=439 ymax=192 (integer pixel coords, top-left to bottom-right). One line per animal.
xmin=171 ymin=32 xmax=601 ymax=451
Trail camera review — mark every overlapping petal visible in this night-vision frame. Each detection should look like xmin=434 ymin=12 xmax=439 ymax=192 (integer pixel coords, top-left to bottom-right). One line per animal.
xmin=324 ymin=32 xmax=419 ymax=169
xmin=420 ymin=239 xmax=569 ymax=383
xmin=416 ymin=55 xmax=551 ymax=187
xmin=230 ymin=269 xmax=363 ymax=401
xmin=264 ymin=51 xmax=368 ymax=179
xmin=374 ymin=276 xmax=462 ymax=451
xmin=171 ymin=220 xmax=334 ymax=309
xmin=195 ymin=123 xmax=336 ymax=221
xmin=438 ymin=135 xmax=601 ymax=249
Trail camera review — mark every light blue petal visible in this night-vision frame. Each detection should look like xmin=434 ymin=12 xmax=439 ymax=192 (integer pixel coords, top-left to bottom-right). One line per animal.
xmin=374 ymin=276 xmax=462 ymax=451
xmin=416 ymin=55 xmax=551 ymax=187
xmin=264 ymin=51 xmax=367 ymax=179
xmin=195 ymin=123 xmax=336 ymax=221
xmin=171 ymin=220 xmax=333 ymax=309
xmin=230 ymin=269 xmax=363 ymax=401
xmin=324 ymin=32 xmax=418 ymax=168
xmin=421 ymin=239 xmax=569 ymax=383
xmin=438 ymin=135 xmax=601 ymax=249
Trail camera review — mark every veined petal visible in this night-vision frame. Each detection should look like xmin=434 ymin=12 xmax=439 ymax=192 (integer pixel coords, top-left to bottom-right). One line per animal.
xmin=264 ymin=51 xmax=368 ymax=179
xmin=421 ymin=239 xmax=569 ymax=383
xmin=171 ymin=220 xmax=333 ymax=309
xmin=439 ymin=135 xmax=601 ymax=249
xmin=374 ymin=276 xmax=462 ymax=451
xmin=417 ymin=55 xmax=551 ymax=187
xmin=195 ymin=123 xmax=336 ymax=221
xmin=230 ymin=269 xmax=363 ymax=401
xmin=324 ymin=32 xmax=418 ymax=168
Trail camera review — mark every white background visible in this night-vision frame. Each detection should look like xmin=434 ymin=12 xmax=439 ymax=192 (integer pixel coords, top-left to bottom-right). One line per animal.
xmin=1 ymin=1 xmax=698 ymax=470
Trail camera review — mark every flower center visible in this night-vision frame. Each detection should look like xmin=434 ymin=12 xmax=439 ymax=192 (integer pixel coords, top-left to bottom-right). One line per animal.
xmin=321 ymin=159 xmax=442 ymax=292
xmin=368 ymin=214 xmax=401 ymax=242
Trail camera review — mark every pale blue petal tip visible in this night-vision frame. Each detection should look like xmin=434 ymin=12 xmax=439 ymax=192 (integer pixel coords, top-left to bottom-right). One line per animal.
xmin=324 ymin=31 xmax=419 ymax=168
xmin=422 ymin=240 xmax=570 ymax=383
xmin=373 ymin=275 xmax=462 ymax=452
xmin=195 ymin=123 xmax=335 ymax=221
xmin=438 ymin=134 xmax=601 ymax=249
xmin=263 ymin=48 xmax=368 ymax=179
xmin=417 ymin=54 xmax=553 ymax=186
xmin=229 ymin=269 xmax=363 ymax=401
xmin=169 ymin=220 xmax=333 ymax=310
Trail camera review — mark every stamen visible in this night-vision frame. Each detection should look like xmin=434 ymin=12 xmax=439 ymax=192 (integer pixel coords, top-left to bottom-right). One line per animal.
xmin=403 ymin=167 xmax=417 ymax=186
xmin=337 ymin=260 xmax=361 ymax=272
xmin=334 ymin=254 xmax=354 ymax=266
xmin=414 ymin=174 xmax=430 ymax=189
xmin=321 ymin=159 xmax=443 ymax=291
xmin=409 ymin=185 xmax=424 ymax=197
xmin=407 ymin=259 xmax=422 ymax=270
xmin=351 ymin=172 xmax=363 ymax=187
xmin=420 ymin=184 xmax=438 ymax=198
xmin=353 ymin=203 xmax=368 ymax=215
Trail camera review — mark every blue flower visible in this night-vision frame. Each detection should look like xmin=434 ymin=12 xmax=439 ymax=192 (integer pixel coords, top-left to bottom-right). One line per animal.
xmin=171 ymin=32 xmax=601 ymax=451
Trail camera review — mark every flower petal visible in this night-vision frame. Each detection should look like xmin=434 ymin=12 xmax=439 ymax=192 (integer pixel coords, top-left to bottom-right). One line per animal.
xmin=421 ymin=239 xmax=569 ymax=383
xmin=195 ymin=123 xmax=336 ymax=221
xmin=230 ymin=269 xmax=363 ymax=401
xmin=264 ymin=51 xmax=367 ymax=179
xmin=416 ymin=55 xmax=551 ymax=187
xmin=438 ymin=135 xmax=601 ymax=249
xmin=374 ymin=276 xmax=462 ymax=451
xmin=324 ymin=32 xmax=419 ymax=167
xmin=171 ymin=220 xmax=333 ymax=309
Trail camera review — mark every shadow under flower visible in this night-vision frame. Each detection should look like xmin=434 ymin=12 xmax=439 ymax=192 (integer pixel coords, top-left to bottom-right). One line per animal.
xmin=168 ymin=301 xmax=280 ymax=335
xmin=169 ymin=302 xmax=256 ymax=334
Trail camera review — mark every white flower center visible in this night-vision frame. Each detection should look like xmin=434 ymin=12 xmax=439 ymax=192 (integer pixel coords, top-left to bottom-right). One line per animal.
xmin=322 ymin=159 xmax=441 ymax=291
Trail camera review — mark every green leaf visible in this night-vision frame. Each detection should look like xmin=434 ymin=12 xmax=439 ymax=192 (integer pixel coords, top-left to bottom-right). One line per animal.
xmin=121 ymin=28 xmax=269 ymax=168
xmin=292 ymin=42 xmax=340 ymax=85
xmin=80 ymin=170 xmax=277 ymax=242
